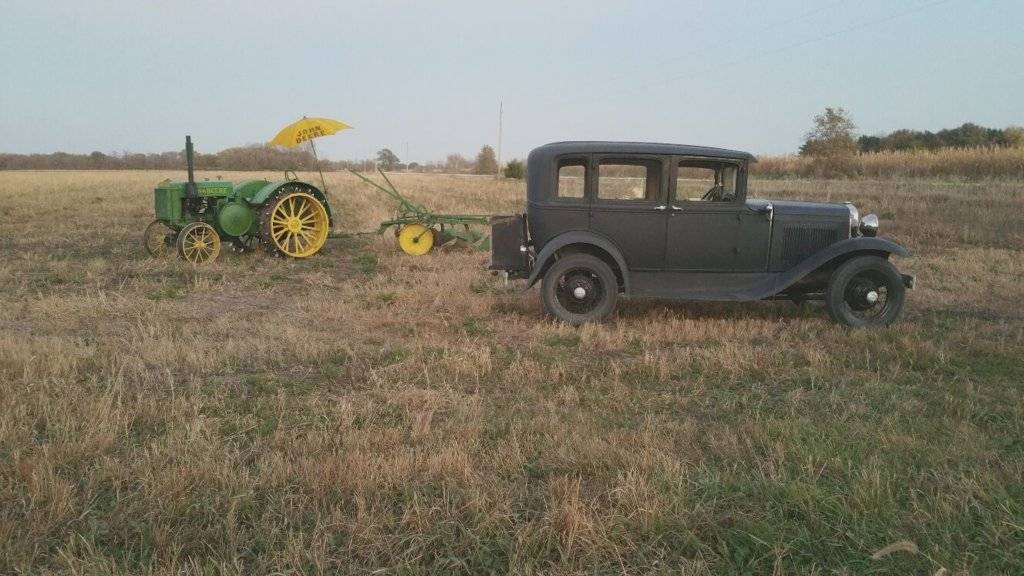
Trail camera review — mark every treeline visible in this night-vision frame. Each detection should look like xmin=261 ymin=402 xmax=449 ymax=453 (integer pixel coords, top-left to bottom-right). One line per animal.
xmin=0 ymin=144 xmax=481 ymax=173
xmin=0 ymin=144 xmax=321 ymax=171
xmin=858 ymin=123 xmax=1024 ymax=153
xmin=754 ymin=146 xmax=1024 ymax=180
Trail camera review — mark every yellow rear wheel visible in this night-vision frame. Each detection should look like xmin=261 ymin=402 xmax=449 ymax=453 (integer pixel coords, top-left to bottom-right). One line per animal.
xmin=262 ymin=191 xmax=330 ymax=258
xmin=398 ymin=223 xmax=435 ymax=256
xmin=176 ymin=222 xmax=221 ymax=264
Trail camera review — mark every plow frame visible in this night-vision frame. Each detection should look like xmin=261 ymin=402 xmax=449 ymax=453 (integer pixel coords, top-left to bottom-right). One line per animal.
xmin=349 ymin=169 xmax=491 ymax=248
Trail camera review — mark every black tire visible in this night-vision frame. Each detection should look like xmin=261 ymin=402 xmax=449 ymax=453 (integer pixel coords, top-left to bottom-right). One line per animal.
xmin=541 ymin=253 xmax=619 ymax=325
xmin=825 ymin=256 xmax=906 ymax=328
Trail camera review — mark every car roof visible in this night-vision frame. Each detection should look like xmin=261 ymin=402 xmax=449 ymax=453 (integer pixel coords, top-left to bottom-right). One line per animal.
xmin=530 ymin=141 xmax=756 ymax=162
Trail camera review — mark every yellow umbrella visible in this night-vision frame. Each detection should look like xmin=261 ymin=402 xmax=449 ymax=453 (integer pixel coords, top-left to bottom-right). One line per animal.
xmin=270 ymin=116 xmax=352 ymax=192
xmin=271 ymin=116 xmax=352 ymax=148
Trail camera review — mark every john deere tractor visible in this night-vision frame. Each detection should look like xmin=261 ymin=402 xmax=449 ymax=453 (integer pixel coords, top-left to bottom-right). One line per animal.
xmin=143 ymin=136 xmax=333 ymax=264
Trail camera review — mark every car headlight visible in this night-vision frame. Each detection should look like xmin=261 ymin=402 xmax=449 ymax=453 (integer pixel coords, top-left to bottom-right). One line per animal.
xmin=860 ymin=213 xmax=879 ymax=237
xmin=844 ymin=202 xmax=859 ymax=236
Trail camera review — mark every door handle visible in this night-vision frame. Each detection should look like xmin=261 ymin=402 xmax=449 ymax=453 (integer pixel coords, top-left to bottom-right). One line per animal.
xmin=653 ymin=205 xmax=667 ymax=211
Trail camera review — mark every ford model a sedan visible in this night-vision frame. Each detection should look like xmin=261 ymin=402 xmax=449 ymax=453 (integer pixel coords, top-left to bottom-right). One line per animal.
xmin=490 ymin=142 xmax=914 ymax=327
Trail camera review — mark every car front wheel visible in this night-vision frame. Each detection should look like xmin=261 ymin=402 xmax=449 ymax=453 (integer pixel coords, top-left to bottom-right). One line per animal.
xmin=825 ymin=255 xmax=906 ymax=328
xmin=541 ymin=253 xmax=619 ymax=325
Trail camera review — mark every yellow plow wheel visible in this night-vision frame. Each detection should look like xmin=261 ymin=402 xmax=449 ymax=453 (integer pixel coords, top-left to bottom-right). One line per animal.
xmin=398 ymin=223 xmax=435 ymax=256
xmin=263 ymin=191 xmax=330 ymax=258
xmin=176 ymin=222 xmax=221 ymax=264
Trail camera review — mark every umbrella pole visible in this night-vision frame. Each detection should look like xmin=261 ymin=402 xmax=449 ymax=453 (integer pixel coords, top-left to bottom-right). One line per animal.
xmin=309 ymin=137 xmax=328 ymax=193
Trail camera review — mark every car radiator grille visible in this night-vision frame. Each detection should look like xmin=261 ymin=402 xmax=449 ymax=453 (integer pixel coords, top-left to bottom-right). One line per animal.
xmin=781 ymin=227 xmax=838 ymax=267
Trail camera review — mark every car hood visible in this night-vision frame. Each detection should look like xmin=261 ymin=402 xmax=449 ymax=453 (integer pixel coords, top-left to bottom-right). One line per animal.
xmin=748 ymin=198 xmax=850 ymax=217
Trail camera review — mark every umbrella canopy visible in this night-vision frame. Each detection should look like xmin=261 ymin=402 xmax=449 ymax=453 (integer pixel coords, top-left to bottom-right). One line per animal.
xmin=270 ymin=117 xmax=352 ymax=148
xmin=269 ymin=116 xmax=352 ymax=197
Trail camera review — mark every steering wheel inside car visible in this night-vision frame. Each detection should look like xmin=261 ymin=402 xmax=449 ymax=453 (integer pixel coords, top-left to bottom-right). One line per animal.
xmin=702 ymin=184 xmax=723 ymax=201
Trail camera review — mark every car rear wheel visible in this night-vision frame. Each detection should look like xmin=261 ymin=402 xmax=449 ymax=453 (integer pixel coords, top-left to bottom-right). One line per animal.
xmin=541 ymin=253 xmax=618 ymax=325
xmin=825 ymin=256 xmax=905 ymax=328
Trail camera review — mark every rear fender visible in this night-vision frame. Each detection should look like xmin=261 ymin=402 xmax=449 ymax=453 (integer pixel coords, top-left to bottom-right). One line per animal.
xmin=251 ymin=181 xmax=334 ymax=226
xmin=525 ymin=231 xmax=630 ymax=294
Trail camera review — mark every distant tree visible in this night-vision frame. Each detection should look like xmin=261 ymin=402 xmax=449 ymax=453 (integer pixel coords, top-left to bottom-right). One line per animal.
xmin=937 ymin=123 xmax=992 ymax=148
xmin=503 ymin=158 xmax=525 ymax=179
xmin=408 ymin=162 xmax=420 ymax=171
xmin=800 ymin=107 xmax=858 ymax=157
xmin=474 ymin=145 xmax=498 ymax=175
xmin=376 ymin=148 xmax=400 ymax=170
xmin=857 ymin=135 xmax=883 ymax=153
xmin=1004 ymin=126 xmax=1024 ymax=148
xmin=445 ymin=154 xmax=469 ymax=173
xmin=88 ymin=151 xmax=108 ymax=168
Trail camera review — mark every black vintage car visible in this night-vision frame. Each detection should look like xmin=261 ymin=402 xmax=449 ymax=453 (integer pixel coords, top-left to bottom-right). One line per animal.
xmin=490 ymin=142 xmax=914 ymax=327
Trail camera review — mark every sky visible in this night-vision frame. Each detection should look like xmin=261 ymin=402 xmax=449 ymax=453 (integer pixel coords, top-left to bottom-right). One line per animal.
xmin=1 ymin=0 xmax=1021 ymax=162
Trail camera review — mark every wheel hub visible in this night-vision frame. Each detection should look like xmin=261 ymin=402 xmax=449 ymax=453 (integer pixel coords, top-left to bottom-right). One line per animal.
xmin=286 ymin=217 xmax=303 ymax=233
xmin=845 ymin=274 xmax=886 ymax=313
xmin=558 ymin=273 xmax=600 ymax=314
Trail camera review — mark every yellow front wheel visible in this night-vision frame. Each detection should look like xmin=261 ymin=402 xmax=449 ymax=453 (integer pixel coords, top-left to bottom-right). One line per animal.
xmin=176 ymin=222 xmax=221 ymax=264
xmin=261 ymin=189 xmax=330 ymax=258
xmin=398 ymin=223 xmax=435 ymax=256
xmin=144 ymin=220 xmax=173 ymax=257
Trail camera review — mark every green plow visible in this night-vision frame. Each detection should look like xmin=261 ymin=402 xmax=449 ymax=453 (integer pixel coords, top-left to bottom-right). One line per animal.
xmin=348 ymin=169 xmax=491 ymax=255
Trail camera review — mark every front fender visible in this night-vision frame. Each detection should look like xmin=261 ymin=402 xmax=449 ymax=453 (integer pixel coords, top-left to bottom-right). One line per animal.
xmin=251 ymin=180 xmax=334 ymax=226
xmin=772 ymin=236 xmax=909 ymax=292
xmin=525 ymin=230 xmax=631 ymax=293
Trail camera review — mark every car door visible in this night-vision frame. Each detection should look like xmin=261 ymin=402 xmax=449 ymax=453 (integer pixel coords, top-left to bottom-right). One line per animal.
xmin=664 ymin=158 xmax=767 ymax=272
xmin=588 ymin=155 xmax=668 ymax=271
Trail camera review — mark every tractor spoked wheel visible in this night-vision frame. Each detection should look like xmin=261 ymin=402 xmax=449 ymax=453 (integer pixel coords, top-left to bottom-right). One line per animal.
xmin=398 ymin=223 xmax=435 ymax=256
xmin=176 ymin=222 xmax=221 ymax=264
xmin=143 ymin=220 xmax=175 ymax=258
xmin=259 ymin=186 xmax=330 ymax=258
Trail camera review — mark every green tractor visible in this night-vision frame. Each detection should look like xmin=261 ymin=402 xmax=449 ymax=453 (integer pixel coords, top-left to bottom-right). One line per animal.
xmin=144 ymin=136 xmax=334 ymax=264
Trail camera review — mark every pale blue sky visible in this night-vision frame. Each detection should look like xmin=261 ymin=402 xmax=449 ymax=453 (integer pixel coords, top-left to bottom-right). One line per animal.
xmin=1 ymin=0 xmax=1021 ymax=162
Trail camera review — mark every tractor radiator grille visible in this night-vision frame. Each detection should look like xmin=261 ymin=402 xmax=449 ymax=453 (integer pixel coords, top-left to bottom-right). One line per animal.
xmin=781 ymin=227 xmax=838 ymax=267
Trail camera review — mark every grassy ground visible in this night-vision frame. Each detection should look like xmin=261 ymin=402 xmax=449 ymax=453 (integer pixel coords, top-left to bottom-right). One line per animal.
xmin=1 ymin=171 xmax=1022 ymax=575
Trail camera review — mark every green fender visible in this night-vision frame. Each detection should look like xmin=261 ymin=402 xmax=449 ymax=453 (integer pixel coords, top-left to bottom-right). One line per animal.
xmin=250 ymin=180 xmax=334 ymax=226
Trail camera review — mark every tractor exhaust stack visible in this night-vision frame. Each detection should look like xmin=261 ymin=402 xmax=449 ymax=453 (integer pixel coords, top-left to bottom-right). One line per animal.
xmin=185 ymin=135 xmax=197 ymax=198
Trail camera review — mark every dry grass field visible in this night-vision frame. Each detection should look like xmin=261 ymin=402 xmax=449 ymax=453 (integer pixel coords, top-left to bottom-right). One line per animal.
xmin=1 ymin=170 xmax=1022 ymax=575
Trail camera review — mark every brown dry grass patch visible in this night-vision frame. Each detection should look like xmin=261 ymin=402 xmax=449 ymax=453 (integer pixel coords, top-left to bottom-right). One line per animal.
xmin=0 ymin=170 xmax=1022 ymax=574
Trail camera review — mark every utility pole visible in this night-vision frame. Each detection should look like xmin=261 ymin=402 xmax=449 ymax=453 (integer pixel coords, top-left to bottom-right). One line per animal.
xmin=404 ymin=141 xmax=409 ymax=169
xmin=496 ymin=100 xmax=503 ymax=179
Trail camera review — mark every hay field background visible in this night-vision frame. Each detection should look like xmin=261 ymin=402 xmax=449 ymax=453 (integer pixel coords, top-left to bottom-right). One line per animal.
xmin=1 ymin=171 xmax=1022 ymax=574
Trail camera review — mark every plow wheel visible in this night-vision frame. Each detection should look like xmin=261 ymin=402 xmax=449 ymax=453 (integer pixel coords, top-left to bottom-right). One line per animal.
xmin=260 ymin=188 xmax=330 ymax=258
xmin=176 ymin=222 xmax=221 ymax=264
xmin=143 ymin=219 xmax=174 ymax=257
xmin=398 ymin=223 xmax=435 ymax=256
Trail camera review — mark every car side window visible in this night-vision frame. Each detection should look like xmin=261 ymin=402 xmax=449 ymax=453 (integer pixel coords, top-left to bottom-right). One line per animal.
xmin=557 ymin=159 xmax=586 ymax=199
xmin=597 ymin=159 xmax=661 ymax=201
xmin=677 ymin=162 xmax=737 ymax=202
